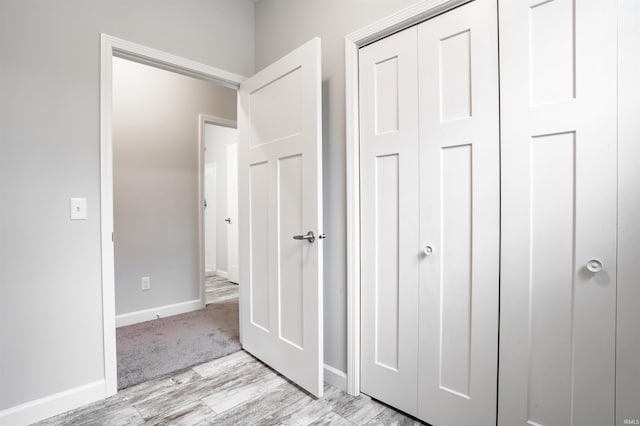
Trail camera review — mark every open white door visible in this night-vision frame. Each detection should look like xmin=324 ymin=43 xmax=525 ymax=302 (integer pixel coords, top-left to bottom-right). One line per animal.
xmin=226 ymin=143 xmax=239 ymax=284
xmin=238 ymin=38 xmax=323 ymax=397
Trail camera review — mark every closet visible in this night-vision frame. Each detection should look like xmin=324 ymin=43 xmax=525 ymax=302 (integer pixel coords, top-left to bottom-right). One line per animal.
xmin=359 ymin=0 xmax=499 ymax=425
xmin=358 ymin=0 xmax=619 ymax=425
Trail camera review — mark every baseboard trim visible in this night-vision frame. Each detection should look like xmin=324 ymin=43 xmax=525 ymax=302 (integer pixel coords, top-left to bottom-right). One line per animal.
xmin=116 ymin=298 xmax=203 ymax=327
xmin=215 ymin=270 xmax=228 ymax=279
xmin=324 ymin=364 xmax=347 ymax=392
xmin=0 ymin=380 xmax=104 ymax=426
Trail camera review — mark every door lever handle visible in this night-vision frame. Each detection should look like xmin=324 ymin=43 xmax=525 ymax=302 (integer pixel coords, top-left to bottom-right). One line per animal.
xmin=225 ymin=217 xmax=232 ymax=224
xmin=293 ymin=231 xmax=315 ymax=243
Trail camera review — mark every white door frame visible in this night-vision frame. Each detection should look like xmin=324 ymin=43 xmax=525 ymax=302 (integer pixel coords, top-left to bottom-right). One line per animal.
xmin=100 ymin=33 xmax=246 ymax=397
xmin=198 ymin=115 xmax=237 ymax=304
xmin=344 ymin=0 xmax=472 ymax=396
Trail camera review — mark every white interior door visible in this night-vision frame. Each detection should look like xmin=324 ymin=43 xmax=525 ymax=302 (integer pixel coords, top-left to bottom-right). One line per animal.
xmin=204 ymin=162 xmax=217 ymax=275
xmin=359 ymin=27 xmax=420 ymax=417
xmin=417 ymin=0 xmax=499 ymax=424
xmin=226 ymin=143 xmax=239 ymax=284
xmin=238 ymin=38 xmax=323 ymax=397
xmin=498 ymin=1 xmax=618 ymax=425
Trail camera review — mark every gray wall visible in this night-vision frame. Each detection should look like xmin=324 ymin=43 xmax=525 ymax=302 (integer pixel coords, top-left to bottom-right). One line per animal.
xmin=113 ymin=58 xmax=236 ymax=316
xmin=255 ymin=0 xmax=417 ymax=373
xmin=0 ymin=0 xmax=253 ymax=411
xmin=204 ymin=123 xmax=238 ymax=274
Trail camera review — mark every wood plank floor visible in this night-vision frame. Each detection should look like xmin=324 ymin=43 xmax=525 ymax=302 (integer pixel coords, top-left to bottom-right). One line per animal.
xmin=205 ymin=274 xmax=238 ymax=305
xmin=36 ymin=350 xmax=427 ymax=425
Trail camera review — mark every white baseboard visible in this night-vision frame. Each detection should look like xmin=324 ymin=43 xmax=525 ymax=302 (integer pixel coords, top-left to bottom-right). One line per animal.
xmin=324 ymin=364 xmax=347 ymax=392
xmin=0 ymin=380 xmax=104 ymax=426
xmin=215 ymin=270 xmax=228 ymax=278
xmin=116 ymin=298 xmax=203 ymax=327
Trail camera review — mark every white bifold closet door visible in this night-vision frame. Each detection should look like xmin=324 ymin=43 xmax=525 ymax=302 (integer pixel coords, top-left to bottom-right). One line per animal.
xmin=498 ymin=0 xmax=618 ymax=425
xmin=359 ymin=25 xmax=420 ymax=417
xmin=417 ymin=0 xmax=500 ymax=424
xmin=359 ymin=0 xmax=499 ymax=424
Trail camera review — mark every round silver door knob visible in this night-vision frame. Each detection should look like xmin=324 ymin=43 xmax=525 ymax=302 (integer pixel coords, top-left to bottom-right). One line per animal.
xmin=423 ymin=245 xmax=433 ymax=256
xmin=586 ymin=259 xmax=603 ymax=273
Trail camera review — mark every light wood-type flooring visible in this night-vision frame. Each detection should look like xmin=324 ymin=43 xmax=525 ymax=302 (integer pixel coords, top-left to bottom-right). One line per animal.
xmin=38 ymin=276 xmax=425 ymax=425
xmin=205 ymin=274 xmax=239 ymax=305
xmin=37 ymin=351 xmax=426 ymax=425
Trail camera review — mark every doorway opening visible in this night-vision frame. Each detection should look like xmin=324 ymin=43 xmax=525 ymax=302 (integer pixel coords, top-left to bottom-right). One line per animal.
xmin=202 ymin=119 xmax=240 ymax=318
xmin=101 ymin=34 xmax=246 ymax=395
xmin=111 ymin=56 xmax=241 ymax=390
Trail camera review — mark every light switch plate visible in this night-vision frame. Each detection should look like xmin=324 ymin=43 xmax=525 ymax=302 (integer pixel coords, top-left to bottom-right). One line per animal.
xmin=70 ymin=198 xmax=87 ymax=220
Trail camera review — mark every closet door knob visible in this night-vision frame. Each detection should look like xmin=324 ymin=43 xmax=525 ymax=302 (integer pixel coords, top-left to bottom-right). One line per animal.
xmin=423 ymin=245 xmax=433 ymax=256
xmin=586 ymin=259 xmax=603 ymax=273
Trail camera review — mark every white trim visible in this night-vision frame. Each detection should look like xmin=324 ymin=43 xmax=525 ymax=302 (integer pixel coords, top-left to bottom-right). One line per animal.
xmin=323 ymin=364 xmax=348 ymax=392
xmin=198 ymin=115 xmax=238 ymax=312
xmin=115 ymin=298 xmax=203 ymax=327
xmin=344 ymin=0 xmax=472 ymax=397
xmin=215 ymin=270 xmax=229 ymax=279
xmin=100 ymin=33 xmax=246 ymax=398
xmin=0 ymin=380 xmax=104 ymax=426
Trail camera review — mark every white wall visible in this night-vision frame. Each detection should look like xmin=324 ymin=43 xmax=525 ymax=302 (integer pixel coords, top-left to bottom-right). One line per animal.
xmin=255 ymin=0 xmax=418 ymax=374
xmin=113 ymin=57 xmax=236 ymax=317
xmin=0 ymin=0 xmax=254 ymax=415
xmin=204 ymin=124 xmax=238 ymax=275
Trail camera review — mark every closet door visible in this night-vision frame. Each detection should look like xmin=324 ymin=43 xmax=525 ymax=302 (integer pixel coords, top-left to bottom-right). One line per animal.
xmin=359 ymin=27 xmax=420 ymax=417
xmin=498 ymin=0 xmax=618 ymax=425
xmin=417 ymin=0 xmax=500 ymax=425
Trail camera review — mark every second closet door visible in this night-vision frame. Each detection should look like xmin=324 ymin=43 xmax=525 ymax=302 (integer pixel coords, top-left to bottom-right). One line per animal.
xmin=417 ymin=0 xmax=500 ymax=424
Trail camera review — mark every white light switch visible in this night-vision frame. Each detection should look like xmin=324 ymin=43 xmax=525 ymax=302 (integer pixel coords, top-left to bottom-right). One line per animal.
xmin=70 ymin=198 xmax=87 ymax=220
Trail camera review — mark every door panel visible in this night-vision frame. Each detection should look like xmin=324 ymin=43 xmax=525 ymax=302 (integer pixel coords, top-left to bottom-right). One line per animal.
xmin=498 ymin=0 xmax=617 ymax=425
xmin=360 ymin=26 xmax=420 ymax=417
xmin=417 ymin=0 xmax=500 ymax=424
xmin=249 ymin=161 xmax=270 ymax=330
xmin=238 ymin=38 xmax=323 ymax=397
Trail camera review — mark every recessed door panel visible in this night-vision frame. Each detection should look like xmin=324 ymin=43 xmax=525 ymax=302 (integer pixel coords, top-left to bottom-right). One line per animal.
xmin=277 ymin=154 xmax=304 ymax=348
xmin=249 ymin=67 xmax=302 ymax=146
xmin=374 ymin=154 xmax=400 ymax=370
xmin=439 ymin=144 xmax=473 ymax=398
xmin=374 ymin=57 xmax=400 ymax=134
xmin=529 ymin=0 xmax=575 ymax=105
xmin=528 ymin=132 xmax=575 ymax=426
xmin=439 ymin=30 xmax=472 ymax=121
xmin=249 ymin=161 xmax=270 ymax=331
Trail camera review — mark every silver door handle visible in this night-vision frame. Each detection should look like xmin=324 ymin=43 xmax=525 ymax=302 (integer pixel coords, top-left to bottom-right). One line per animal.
xmin=293 ymin=231 xmax=315 ymax=243
xmin=586 ymin=259 xmax=603 ymax=273
xmin=225 ymin=217 xmax=232 ymax=224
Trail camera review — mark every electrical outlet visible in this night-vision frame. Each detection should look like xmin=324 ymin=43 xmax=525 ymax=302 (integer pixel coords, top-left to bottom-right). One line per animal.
xmin=141 ymin=276 xmax=151 ymax=290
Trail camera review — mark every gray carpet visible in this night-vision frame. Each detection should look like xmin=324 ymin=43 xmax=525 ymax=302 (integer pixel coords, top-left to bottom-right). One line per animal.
xmin=116 ymin=299 xmax=240 ymax=390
